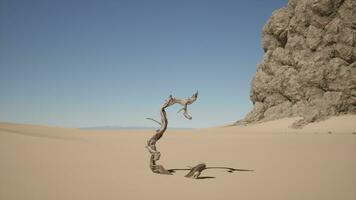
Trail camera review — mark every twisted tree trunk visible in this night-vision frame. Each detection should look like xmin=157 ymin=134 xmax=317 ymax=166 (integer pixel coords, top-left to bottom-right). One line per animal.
xmin=146 ymin=92 xmax=198 ymax=174
xmin=149 ymin=154 xmax=172 ymax=175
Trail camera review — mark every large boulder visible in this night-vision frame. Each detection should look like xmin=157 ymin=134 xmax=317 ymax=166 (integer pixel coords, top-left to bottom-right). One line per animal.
xmin=237 ymin=0 xmax=356 ymax=127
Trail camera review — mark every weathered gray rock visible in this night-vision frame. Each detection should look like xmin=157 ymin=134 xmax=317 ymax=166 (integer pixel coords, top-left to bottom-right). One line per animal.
xmin=237 ymin=0 xmax=356 ymax=127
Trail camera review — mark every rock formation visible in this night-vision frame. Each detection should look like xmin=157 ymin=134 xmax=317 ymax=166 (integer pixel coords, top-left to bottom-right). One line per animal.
xmin=238 ymin=0 xmax=356 ymax=127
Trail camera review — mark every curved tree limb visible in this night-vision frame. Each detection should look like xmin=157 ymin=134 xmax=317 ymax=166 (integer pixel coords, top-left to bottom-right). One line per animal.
xmin=146 ymin=91 xmax=198 ymax=167
xmin=146 ymin=117 xmax=161 ymax=126
xmin=184 ymin=163 xmax=206 ymax=178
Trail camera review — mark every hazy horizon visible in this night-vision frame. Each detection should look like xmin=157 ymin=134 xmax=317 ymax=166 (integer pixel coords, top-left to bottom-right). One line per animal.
xmin=0 ymin=0 xmax=287 ymax=128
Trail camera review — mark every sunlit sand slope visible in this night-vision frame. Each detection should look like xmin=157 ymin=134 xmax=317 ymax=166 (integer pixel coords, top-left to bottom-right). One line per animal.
xmin=1 ymin=116 xmax=355 ymax=200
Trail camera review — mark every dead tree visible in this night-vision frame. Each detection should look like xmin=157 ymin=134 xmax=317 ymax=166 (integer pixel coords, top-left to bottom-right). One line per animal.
xmin=146 ymin=92 xmax=198 ymax=174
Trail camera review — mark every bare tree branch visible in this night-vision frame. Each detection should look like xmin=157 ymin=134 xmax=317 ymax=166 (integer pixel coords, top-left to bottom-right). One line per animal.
xmin=184 ymin=163 xmax=206 ymax=179
xmin=146 ymin=118 xmax=161 ymax=126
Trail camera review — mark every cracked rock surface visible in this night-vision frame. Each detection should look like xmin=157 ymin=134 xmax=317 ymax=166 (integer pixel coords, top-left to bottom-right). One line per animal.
xmin=238 ymin=0 xmax=356 ymax=127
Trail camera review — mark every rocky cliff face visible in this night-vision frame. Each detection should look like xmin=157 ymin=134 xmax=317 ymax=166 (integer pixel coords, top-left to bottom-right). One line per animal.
xmin=238 ymin=0 xmax=356 ymax=127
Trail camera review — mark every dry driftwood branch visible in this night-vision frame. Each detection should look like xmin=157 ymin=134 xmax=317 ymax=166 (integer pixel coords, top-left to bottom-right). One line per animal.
xmin=145 ymin=92 xmax=250 ymax=178
xmin=184 ymin=163 xmax=206 ymax=179
xmin=146 ymin=91 xmax=198 ymax=171
xmin=146 ymin=117 xmax=161 ymax=126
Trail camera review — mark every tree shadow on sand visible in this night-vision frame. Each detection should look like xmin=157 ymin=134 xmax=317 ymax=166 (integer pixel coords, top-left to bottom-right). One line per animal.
xmin=149 ymin=155 xmax=254 ymax=179
xmin=168 ymin=167 xmax=254 ymax=173
xmin=169 ymin=166 xmax=254 ymax=179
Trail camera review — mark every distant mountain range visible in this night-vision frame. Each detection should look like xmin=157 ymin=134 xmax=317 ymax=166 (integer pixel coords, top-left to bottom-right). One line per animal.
xmin=80 ymin=126 xmax=194 ymax=130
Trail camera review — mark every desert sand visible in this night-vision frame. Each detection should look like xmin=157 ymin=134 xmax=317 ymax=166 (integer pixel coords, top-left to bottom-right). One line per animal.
xmin=1 ymin=115 xmax=355 ymax=200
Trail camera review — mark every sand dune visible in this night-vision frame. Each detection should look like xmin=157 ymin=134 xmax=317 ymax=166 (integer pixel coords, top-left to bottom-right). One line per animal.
xmin=1 ymin=115 xmax=355 ymax=200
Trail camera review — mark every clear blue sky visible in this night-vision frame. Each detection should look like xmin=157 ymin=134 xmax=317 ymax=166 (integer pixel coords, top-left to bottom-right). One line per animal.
xmin=0 ymin=0 xmax=287 ymax=128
